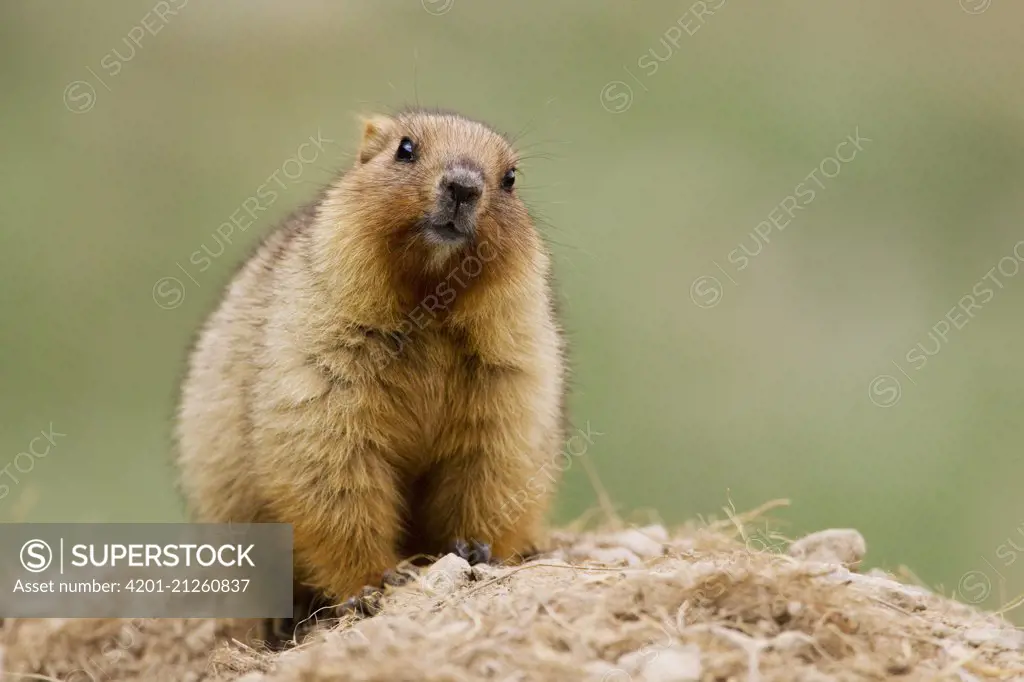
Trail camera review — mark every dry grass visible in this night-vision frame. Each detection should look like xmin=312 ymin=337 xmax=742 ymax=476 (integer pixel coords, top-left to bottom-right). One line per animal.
xmin=3 ymin=505 xmax=1022 ymax=681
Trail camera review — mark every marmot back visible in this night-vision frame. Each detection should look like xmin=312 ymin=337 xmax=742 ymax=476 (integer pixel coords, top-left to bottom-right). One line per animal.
xmin=175 ymin=110 xmax=567 ymax=615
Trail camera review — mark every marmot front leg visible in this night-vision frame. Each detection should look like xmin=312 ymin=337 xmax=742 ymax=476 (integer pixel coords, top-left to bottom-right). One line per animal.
xmin=263 ymin=450 xmax=403 ymax=604
xmin=419 ymin=447 xmax=550 ymax=562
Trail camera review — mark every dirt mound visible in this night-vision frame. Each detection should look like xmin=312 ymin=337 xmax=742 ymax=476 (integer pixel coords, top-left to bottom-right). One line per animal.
xmin=4 ymin=506 xmax=1022 ymax=681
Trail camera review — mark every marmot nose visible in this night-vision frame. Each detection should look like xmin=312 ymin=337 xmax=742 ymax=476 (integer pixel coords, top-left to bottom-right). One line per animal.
xmin=442 ymin=167 xmax=484 ymax=205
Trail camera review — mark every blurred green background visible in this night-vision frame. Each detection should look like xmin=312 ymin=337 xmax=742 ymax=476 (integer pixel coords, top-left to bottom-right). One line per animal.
xmin=2 ymin=0 xmax=1023 ymax=614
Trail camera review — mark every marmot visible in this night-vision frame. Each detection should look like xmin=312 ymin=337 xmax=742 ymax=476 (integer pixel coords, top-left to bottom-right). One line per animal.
xmin=175 ymin=110 xmax=567 ymax=621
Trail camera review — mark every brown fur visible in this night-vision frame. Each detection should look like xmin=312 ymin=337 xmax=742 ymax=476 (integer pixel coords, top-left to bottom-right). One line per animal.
xmin=175 ymin=110 xmax=567 ymax=607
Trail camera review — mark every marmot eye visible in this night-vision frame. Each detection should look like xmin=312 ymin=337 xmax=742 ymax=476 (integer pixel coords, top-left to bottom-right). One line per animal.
xmin=396 ymin=137 xmax=416 ymax=162
xmin=501 ymin=168 xmax=516 ymax=190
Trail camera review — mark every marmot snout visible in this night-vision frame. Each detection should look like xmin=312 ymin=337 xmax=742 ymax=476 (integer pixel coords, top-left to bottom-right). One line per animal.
xmin=175 ymin=109 xmax=568 ymax=614
xmin=428 ymin=163 xmax=485 ymax=241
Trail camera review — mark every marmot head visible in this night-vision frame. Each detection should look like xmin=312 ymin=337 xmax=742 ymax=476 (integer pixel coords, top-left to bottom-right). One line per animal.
xmin=315 ymin=109 xmax=549 ymax=324
xmin=342 ymin=110 xmax=536 ymax=269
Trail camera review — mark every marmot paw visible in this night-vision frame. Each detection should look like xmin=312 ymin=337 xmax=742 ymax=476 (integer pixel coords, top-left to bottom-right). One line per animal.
xmin=338 ymin=585 xmax=383 ymax=618
xmin=448 ymin=538 xmax=492 ymax=565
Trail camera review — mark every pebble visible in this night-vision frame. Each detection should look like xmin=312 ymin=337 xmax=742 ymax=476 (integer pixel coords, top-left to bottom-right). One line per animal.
xmin=618 ymin=644 xmax=702 ymax=681
xmin=589 ymin=546 xmax=643 ymax=567
xmin=788 ymin=529 xmax=866 ymax=570
xmin=638 ymin=524 xmax=669 ymax=542
xmin=569 ymin=542 xmax=643 ymax=566
xmin=611 ymin=528 xmax=666 ymax=559
xmin=421 ymin=553 xmax=472 ymax=596
xmin=963 ymin=626 xmax=1024 ymax=651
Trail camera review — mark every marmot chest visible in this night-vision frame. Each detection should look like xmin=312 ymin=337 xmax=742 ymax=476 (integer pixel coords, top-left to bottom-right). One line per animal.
xmin=369 ymin=329 xmax=523 ymax=468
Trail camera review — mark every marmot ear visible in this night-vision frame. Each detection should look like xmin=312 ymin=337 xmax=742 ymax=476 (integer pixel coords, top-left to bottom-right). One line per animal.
xmin=357 ymin=115 xmax=395 ymax=164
